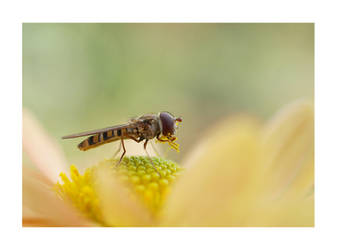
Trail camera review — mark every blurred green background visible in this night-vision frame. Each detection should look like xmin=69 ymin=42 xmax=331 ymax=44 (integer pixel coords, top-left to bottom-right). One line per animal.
xmin=23 ymin=23 xmax=314 ymax=167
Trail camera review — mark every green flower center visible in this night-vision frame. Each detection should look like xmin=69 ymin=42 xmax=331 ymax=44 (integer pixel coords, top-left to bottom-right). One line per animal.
xmin=55 ymin=156 xmax=182 ymax=225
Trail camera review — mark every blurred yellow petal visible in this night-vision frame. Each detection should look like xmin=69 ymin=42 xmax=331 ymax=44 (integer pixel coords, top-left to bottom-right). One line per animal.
xmin=249 ymin=195 xmax=314 ymax=227
xmin=95 ymin=166 xmax=155 ymax=226
xmin=23 ymin=166 xmax=94 ymax=227
xmin=23 ymin=109 xmax=68 ymax=182
xmin=162 ymin=116 xmax=263 ymax=226
xmin=262 ymin=100 xmax=314 ymax=199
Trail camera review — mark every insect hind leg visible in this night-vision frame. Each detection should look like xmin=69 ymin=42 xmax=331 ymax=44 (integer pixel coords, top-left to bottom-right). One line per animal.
xmin=114 ymin=138 xmax=126 ymax=167
xmin=112 ymin=140 xmax=122 ymax=159
xmin=144 ymin=139 xmax=161 ymax=175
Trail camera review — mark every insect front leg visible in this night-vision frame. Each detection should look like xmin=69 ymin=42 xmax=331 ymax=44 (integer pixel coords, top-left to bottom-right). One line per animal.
xmin=150 ymin=140 xmax=161 ymax=158
xmin=156 ymin=134 xmax=176 ymax=142
xmin=156 ymin=135 xmax=169 ymax=142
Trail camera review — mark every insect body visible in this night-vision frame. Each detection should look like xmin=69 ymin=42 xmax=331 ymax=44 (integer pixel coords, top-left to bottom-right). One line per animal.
xmin=62 ymin=112 xmax=182 ymax=164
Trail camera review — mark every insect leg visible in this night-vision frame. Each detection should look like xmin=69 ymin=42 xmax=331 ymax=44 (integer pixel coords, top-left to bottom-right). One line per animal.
xmin=127 ymin=136 xmax=143 ymax=143
xmin=155 ymin=135 xmax=170 ymax=158
xmin=156 ymin=135 xmax=169 ymax=142
xmin=157 ymin=134 xmax=177 ymax=142
xmin=112 ymin=140 xmax=122 ymax=159
xmin=116 ymin=137 xmax=126 ymax=167
xmin=144 ymin=139 xmax=160 ymax=175
xmin=150 ymin=140 xmax=161 ymax=158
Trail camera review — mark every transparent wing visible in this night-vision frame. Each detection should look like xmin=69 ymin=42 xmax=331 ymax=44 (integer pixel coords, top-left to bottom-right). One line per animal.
xmin=62 ymin=124 xmax=130 ymax=139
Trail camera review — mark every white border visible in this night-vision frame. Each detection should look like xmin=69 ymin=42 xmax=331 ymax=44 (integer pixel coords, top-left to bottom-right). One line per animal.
xmin=1 ymin=0 xmax=337 ymax=249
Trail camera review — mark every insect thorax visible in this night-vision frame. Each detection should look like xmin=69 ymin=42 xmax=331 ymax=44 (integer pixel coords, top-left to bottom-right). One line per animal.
xmin=137 ymin=115 xmax=161 ymax=140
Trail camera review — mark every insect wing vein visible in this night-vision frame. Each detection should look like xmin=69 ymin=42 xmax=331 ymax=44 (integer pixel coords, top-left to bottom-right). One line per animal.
xmin=62 ymin=124 xmax=130 ymax=139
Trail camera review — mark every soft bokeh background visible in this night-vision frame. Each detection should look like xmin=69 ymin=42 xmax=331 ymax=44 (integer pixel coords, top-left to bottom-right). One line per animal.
xmin=23 ymin=23 xmax=314 ymax=168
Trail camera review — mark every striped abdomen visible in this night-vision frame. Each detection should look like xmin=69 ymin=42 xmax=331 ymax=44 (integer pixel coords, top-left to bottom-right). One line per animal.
xmin=78 ymin=127 xmax=137 ymax=151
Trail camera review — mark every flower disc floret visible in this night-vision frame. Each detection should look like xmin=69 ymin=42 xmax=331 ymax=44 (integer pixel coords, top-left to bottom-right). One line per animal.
xmin=55 ymin=156 xmax=182 ymax=225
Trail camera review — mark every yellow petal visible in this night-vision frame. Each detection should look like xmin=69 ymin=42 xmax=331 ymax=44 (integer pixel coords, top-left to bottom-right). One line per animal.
xmin=262 ymin=100 xmax=314 ymax=199
xmin=23 ymin=109 xmax=68 ymax=182
xmin=23 ymin=165 xmax=95 ymax=226
xmin=248 ymin=195 xmax=314 ymax=227
xmin=161 ymin=116 xmax=263 ymax=226
xmin=95 ymin=167 xmax=155 ymax=226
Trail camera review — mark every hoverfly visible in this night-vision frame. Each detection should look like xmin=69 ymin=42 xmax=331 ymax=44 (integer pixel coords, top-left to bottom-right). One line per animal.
xmin=62 ymin=112 xmax=182 ymax=166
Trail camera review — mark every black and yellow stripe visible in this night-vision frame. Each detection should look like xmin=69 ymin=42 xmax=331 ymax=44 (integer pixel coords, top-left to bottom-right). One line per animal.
xmin=78 ymin=127 xmax=134 ymax=151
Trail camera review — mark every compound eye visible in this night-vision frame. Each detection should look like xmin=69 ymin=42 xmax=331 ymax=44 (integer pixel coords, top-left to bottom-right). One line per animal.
xmin=159 ymin=112 xmax=176 ymax=136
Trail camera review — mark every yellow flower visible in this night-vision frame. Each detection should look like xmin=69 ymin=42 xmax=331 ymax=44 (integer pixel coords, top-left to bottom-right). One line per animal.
xmin=54 ymin=157 xmax=183 ymax=226
xmin=22 ymin=100 xmax=314 ymax=226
